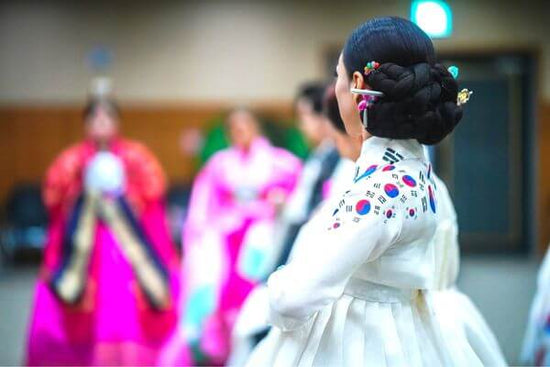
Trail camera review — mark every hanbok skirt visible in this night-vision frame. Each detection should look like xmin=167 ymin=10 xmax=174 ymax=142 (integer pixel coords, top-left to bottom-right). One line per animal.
xmin=432 ymin=288 xmax=506 ymax=366
xmin=26 ymin=224 xmax=178 ymax=366
xmin=521 ymin=247 xmax=550 ymax=365
xmin=246 ymin=279 xmax=504 ymax=367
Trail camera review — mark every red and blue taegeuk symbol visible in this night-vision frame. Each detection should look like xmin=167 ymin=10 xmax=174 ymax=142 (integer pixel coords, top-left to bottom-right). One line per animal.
xmin=407 ymin=207 xmax=419 ymax=220
xmin=383 ymin=165 xmax=395 ymax=171
xmin=355 ymin=199 xmax=371 ymax=215
xmin=355 ymin=165 xmax=378 ymax=182
xmin=428 ymin=185 xmax=436 ymax=213
xmin=402 ymin=175 xmax=417 ymax=187
xmin=385 ymin=209 xmax=393 ymax=219
xmin=384 ymin=183 xmax=399 ymax=198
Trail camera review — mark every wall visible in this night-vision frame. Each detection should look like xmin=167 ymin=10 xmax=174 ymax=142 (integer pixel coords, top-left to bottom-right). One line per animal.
xmin=539 ymin=103 xmax=550 ymax=252
xmin=0 ymin=0 xmax=548 ymax=103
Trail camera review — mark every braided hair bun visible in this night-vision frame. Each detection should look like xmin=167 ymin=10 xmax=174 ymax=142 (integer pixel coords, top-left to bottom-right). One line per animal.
xmin=366 ymin=62 xmax=462 ymax=144
xmin=343 ymin=16 xmax=464 ymax=145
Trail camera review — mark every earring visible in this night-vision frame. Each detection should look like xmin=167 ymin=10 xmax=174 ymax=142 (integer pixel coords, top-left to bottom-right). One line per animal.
xmin=357 ymin=95 xmax=375 ymax=128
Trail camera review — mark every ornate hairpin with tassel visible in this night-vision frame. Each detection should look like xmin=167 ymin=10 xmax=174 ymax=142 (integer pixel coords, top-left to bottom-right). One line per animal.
xmin=348 ymin=61 xmax=384 ymax=129
xmin=448 ymin=65 xmax=473 ymax=106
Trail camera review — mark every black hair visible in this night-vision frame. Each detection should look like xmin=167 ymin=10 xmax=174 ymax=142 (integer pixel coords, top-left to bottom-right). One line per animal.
xmin=343 ymin=16 xmax=462 ymax=145
xmin=323 ymin=83 xmax=346 ymax=134
xmin=83 ymin=98 xmax=120 ymax=121
xmin=296 ymin=82 xmax=326 ymax=114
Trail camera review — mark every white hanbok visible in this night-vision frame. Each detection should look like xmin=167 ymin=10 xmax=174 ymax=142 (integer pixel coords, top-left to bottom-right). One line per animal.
xmin=429 ymin=176 xmax=506 ymax=366
xmin=246 ymin=137 xmax=502 ymax=367
xmin=521 ymin=244 xmax=550 ymax=365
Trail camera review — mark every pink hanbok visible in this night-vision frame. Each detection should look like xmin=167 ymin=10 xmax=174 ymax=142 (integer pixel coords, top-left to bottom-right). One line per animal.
xmin=160 ymin=137 xmax=301 ymax=366
xmin=26 ymin=138 xmax=180 ymax=366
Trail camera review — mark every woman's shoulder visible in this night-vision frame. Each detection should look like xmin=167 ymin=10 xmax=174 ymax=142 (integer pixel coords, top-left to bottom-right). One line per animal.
xmin=352 ymin=160 xmax=427 ymax=191
xmin=116 ymin=138 xmax=155 ymax=158
xmin=341 ymin=159 xmax=437 ymax=222
xmin=48 ymin=141 xmax=91 ymax=170
xmin=203 ymin=147 xmax=234 ymax=166
xmin=267 ymin=146 xmax=302 ymax=170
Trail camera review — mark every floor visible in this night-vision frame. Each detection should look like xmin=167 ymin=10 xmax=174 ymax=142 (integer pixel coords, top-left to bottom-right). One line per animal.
xmin=0 ymin=264 xmax=37 ymax=365
xmin=0 ymin=255 xmax=540 ymax=365
xmin=457 ymin=255 xmax=538 ymax=364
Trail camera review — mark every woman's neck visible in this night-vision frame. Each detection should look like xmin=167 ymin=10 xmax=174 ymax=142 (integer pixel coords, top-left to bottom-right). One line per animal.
xmin=94 ymin=139 xmax=111 ymax=151
xmin=362 ymin=129 xmax=372 ymax=141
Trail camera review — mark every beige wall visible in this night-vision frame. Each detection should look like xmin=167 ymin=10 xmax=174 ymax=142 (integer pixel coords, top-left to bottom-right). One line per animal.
xmin=0 ymin=0 xmax=549 ymax=104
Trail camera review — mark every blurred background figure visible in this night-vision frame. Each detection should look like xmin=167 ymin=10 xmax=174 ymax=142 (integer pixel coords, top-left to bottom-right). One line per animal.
xmin=273 ymin=83 xmax=340 ymax=268
xmin=322 ymin=83 xmax=362 ymax=193
xmin=26 ymin=89 xmax=180 ymax=366
xmin=160 ymin=108 xmax=301 ymax=366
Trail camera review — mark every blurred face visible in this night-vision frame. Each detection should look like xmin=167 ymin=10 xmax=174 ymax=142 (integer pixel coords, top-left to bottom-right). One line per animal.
xmin=85 ymin=106 xmax=119 ymax=143
xmin=227 ymin=110 xmax=259 ymax=150
xmin=335 ymin=53 xmax=365 ymax=138
xmin=296 ymin=98 xmax=327 ymax=147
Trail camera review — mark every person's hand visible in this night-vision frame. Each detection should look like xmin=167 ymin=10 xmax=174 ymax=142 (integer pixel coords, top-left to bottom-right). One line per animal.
xmin=266 ymin=187 xmax=288 ymax=214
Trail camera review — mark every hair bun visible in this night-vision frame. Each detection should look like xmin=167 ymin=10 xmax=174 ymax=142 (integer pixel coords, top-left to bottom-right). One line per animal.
xmin=365 ymin=62 xmax=463 ymax=145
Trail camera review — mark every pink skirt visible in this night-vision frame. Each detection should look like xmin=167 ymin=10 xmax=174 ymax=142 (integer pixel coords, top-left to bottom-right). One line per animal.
xmin=26 ymin=224 xmax=178 ymax=366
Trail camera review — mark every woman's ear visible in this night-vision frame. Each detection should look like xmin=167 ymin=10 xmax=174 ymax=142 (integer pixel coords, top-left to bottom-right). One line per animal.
xmin=351 ymin=71 xmax=366 ymax=105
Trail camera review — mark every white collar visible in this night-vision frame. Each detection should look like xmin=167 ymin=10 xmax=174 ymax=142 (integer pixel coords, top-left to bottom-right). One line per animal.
xmin=354 ymin=137 xmax=427 ymax=180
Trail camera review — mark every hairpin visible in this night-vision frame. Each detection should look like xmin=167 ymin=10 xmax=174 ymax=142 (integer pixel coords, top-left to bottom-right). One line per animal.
xmin=357 ymin=95 xmax=377 ymax=112
xmin=351 ymin=91 xmax=381 ymax=129
xmin=364 ymin=61 xmax=380 ymax=76
xmin=352 ymin=61 xmax=382 ymax=128
xmin=448 ymin=65 xmax=459 ymax=79
xmin=457 ymin=88 xmax=473 ymax=106
xmin=350 ymin=88 xmax=384 ymax=97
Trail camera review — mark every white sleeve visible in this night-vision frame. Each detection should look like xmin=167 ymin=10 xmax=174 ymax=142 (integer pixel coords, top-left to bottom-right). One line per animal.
xmin=267 ymin=172 xmax=407 ymax=330
xmin=432 ymin=176 xmax=460 ymax=289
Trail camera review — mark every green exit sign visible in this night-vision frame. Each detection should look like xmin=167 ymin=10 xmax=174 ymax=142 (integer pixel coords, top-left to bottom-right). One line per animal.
xmin=411 ymin=0 xmax=453 ymax=38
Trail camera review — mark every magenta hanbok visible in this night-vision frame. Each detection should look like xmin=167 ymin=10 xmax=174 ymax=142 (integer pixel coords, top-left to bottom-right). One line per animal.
xmin=160 ymin=137 xmax=301 ymax=366
xmin=26 ymin=138 xmax=180 ymax=366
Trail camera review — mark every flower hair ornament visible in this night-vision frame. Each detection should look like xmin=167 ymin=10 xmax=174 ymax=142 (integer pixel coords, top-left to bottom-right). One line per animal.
xmin=350 ymin=60 xmax=384 ymax=128
xmin=447 ymin=65 xmax=473 ymax=106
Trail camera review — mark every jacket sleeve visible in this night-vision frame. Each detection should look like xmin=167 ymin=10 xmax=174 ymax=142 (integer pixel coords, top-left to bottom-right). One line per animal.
xmin=125 ymin=142 xmax=167 ymax=203
xmin=266 ymin=170 xmax=408 ymax=330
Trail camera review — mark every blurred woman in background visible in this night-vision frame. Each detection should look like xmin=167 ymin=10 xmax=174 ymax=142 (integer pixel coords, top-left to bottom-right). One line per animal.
xmin=26 ymin=98 xmax=180 ymax=366
xmin=322 ymin=83 xmax=362 ymax=195
xmin=160 ymin=108 xmax=301 ymax=366
xmin=273 ymin=83 xmax=340 ymax=267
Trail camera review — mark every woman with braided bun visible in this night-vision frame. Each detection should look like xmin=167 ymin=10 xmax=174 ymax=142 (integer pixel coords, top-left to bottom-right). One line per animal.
xmin=246 ymin=17 xmax=503 ymax=366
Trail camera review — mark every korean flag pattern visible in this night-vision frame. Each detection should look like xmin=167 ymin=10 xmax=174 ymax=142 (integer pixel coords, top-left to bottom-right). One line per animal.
xmin=329 ymin=162 xmax=436 ymax=231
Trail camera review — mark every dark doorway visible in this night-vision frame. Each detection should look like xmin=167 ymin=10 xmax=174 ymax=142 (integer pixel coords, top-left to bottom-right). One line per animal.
xmin=436 ymin=52 xmax=536 ymax=253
